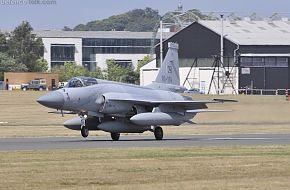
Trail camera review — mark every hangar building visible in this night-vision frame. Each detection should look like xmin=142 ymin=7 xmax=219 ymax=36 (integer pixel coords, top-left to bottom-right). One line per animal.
xmin=141 ymin=19 xmax=290 ymax=94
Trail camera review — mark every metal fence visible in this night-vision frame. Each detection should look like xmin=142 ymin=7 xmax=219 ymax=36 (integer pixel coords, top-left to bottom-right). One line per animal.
xmin=238 ymin=88 xmax=289 ymax=95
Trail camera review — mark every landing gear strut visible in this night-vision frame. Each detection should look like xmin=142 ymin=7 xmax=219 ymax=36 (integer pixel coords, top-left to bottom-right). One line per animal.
xmin=80 ymin=114 xmax=89 ymax=138
xmin=81 ymin=127 xmax=89 ymax=138
xmin=111 ymin=133 xmax=120 ymax=141
xmin=154 ymin=126 xmax=163 ymax=140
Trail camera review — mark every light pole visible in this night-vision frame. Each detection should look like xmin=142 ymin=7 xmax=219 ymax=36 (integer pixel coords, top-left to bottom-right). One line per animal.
xmin=220 ymin=14 xmax=224 ymax=64
xmin=160 ymin=19 xmax=163 ymax=65
xmin=159 ymin=11 xmax=186 ymax=66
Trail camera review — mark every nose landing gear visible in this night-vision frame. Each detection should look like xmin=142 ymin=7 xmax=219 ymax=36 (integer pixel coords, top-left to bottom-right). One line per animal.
xmin=80 ymin=114 xmax=89 ymax=138
xmin=81 ymin=127 xmax=89 ymax=138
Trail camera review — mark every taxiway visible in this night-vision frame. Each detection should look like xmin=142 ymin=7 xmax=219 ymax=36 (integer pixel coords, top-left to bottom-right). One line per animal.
xmin=1 ymin=134 xmax=290 ymax=151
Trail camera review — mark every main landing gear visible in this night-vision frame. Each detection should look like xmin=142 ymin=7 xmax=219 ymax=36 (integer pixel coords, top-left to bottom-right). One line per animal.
xmin=111 ymin=133 xmax=120 ymax=141
xmin=154 ymin=126 xmax=163 ymax=140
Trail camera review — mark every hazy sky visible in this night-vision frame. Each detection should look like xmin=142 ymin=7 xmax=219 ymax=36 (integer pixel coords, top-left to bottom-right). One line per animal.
xmin=0 ymin=0 xmax=290 ymax=30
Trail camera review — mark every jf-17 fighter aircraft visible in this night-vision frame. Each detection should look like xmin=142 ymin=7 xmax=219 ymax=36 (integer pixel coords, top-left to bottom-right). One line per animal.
xmin=37 ymin=42 xmax=236 ymax=141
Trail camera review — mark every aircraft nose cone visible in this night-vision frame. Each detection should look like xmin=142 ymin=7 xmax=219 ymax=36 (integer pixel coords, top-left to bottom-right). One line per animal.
xmin=37 ymin=91 xmax=64 ymax=109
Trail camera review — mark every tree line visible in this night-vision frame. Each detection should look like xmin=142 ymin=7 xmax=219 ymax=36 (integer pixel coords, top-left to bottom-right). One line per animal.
xmin=0 ymin=7 xmax=214 ymax=83
xmin=0 ymin=21 xmax=151 ymax=84
xmin=53 ymin=56 xmax=151 ymax=85
xmin=64 ymin=7 xmax=216 ymax=32
xmin=0 ymin=21 xmax=47 ymax=80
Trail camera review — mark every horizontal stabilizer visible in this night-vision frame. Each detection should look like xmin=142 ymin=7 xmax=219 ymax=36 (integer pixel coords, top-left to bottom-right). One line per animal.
xmin=150 ymin=100 xmax=219 ymax=105
xmin=213 ymin=99 xmax=238 ymax=103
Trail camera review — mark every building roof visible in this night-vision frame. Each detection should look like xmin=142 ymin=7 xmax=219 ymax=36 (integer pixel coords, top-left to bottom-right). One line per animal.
xmin=33 ymin=30 xmax=175 ymax=39
xmin=198 ymin=20 xmax=290 ymax=45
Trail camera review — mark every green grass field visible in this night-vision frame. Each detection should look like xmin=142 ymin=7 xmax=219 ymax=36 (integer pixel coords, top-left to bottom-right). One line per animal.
xmin=1 ymin=91 xmax=290 ymax=190
xmin=1 ymin=146 xmax=290 ymax=190
xmin=1 ymin=91 xmax=290 ymax=137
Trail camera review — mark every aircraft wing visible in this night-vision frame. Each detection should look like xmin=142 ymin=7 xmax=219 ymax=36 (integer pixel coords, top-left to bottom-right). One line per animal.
xmin=101 ymin=92 xmax=234 ymax=108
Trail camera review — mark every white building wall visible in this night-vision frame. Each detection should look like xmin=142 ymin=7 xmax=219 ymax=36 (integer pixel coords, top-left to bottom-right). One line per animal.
xmin=42 ymin=38 xmax=82 ymax=70
xmin=140 ymin=59 xmax=159 ymax=85
xmin=93 ymin=54 xmax=148 ymax=70
xmin=140 ymin=60 xmax=239 ymax=94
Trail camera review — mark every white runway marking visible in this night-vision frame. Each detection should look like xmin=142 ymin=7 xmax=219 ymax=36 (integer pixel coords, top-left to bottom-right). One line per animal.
xmin=204 ymin=137 xmax=278 ymax=141
xmin=0 ymin=122 xmax=8 ymax=124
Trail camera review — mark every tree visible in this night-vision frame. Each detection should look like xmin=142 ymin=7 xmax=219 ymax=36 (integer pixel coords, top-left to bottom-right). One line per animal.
xmin=136 ymin=55 xmax=152 ymax=73
xmin=7 ymin=21 xmax=43 ymax=71
xmin=0 ymin=32 xmax=5 ymax=44
xmin=122 ymin=69 xmax=139 ymax=84
xmin=52 ymin=62 xmax=87 ymax=81
xmin=0 ymin=32 xmax=7 ymax=53
xmin=73 ymin=24 xmax=87 ymax=31
xmin=0 ymin=53 xmax=27 ymax=80
xmin=73 ymin=7 xmax=160 ymax=32
xmin=63 ymin=26 xmax=72 ymax=31
xmin=70 ymin=7 xmax=222 ymax=32
xmin=106 ymin=59 xmax=129 ymax=82
xmin=51 ymin=62 xmax=103 ymax=81
xmin=128 ymin=55 xmax=153 ymax=85
xmin=88 ymin=67 xmax=103 ymax=79
xmin=34 ymin=58 xmax=48 ymax=72
xmin=105 ymin=59 xmax=143 ymax=84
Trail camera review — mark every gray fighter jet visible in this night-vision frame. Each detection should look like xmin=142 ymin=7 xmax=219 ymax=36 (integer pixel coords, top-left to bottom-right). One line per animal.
xmin=37 ymin=42 xmax=235 ymax=141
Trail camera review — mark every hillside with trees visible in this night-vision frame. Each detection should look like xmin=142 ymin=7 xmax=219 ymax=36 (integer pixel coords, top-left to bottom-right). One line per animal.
xmin=72 ymin=8 xmax=160 ymax=32
xmin=67 ymin=7 xmax=216 ymax=32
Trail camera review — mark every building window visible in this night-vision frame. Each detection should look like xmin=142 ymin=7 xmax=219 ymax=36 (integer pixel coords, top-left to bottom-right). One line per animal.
xmin=240 ymin=57 xmax=253 ymax=67
xmin=240 ymin=56 xmax=289 ymax=67
xmin=264 ymin=57 xmax=276 ymax=67
xmin=51 ymin=44 xmax=75 ymax=62
xmin=51 ymin=61 xmax=65 ymax=68
xmin=114 ymin=59 xmax=133 ymax=68
xmin=276 ymin=57 xmax=288 ymax=67
xmin=83 ymin=62 xmax=96 ymax=71
xmin=252 ymin=57 xmax=264 ymax=67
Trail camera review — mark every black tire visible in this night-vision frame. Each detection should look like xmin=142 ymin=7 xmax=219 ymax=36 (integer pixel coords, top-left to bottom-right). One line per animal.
xmin=111 ymin=133 xmax=120 ymax=141
xmin=81 ymin=127 xmax=89 ymax=138
xmin=154 ymin=127 xmax=163 ymax=140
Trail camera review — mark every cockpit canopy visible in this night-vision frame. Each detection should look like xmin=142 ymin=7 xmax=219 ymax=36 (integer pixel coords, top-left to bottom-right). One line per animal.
xmin=66 ymin=76 xmax=98 ymax=88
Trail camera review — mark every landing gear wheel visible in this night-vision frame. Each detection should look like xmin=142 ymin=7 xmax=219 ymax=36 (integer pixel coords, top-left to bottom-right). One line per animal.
xmin=111 ymin=133 xmax=120 ymax=141
xmin=81 ymin=127 xmax=89 ymax=138
xmin=154 ymin=127 xmax=163 ymax=140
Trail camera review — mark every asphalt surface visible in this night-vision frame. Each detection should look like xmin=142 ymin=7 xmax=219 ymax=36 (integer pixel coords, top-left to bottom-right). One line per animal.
xmin=1 ymin=134 xmax=290 ymax=151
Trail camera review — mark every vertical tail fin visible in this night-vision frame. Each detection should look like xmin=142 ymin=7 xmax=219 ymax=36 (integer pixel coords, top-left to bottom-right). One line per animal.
xmin=155 ymin=42 xmax=180 ymax=85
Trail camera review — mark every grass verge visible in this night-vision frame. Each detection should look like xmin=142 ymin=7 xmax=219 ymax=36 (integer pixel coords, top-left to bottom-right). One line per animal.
xmin=1 ymin=91 xmax=290 ymax=137
xmin=0 ymin=145 xmax=290 ymax=190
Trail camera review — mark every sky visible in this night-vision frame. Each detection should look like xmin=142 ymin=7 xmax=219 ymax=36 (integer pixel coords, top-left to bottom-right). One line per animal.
xmin=0 ymin=0 xmax=290 ymax=30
